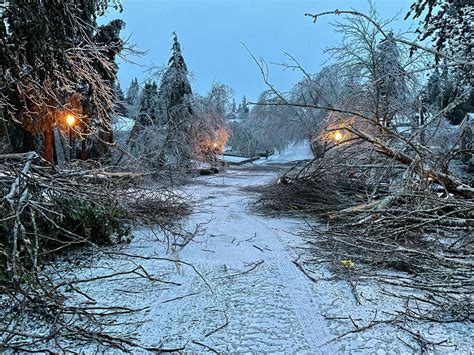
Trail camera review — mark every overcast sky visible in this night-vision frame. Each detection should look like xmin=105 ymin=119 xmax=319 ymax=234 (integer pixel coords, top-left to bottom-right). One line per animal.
xmin=103 ymin=0 xmax=411 ymax=102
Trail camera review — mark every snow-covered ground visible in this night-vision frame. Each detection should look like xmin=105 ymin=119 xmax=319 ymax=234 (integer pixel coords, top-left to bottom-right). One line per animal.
xmin=40 ymin=143 xmax=472 ymax=352
xmin=219 ymin=154 xmax=251 ymax=164
xmin=265 ymin=140 xmax=313 ymax=163
xmin=221 ymin=140 xmax=313 ymax=165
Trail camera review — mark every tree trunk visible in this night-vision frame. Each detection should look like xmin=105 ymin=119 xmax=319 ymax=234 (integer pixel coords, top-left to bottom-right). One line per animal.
xmin=22 ymin=130 xmax=35 ymax=152
xmin=0 ymin=31 xmax=12 ymax=153
xmin=0 ymin=116 xmax=11 ymax=153
xmin=43 ymin=128 xmax=54 ymax=163
xmin=419 ymin=103 xmax=426 ymax=146
xmin=80 ymin=139 xmax=88 ymax=160
xmin=53 ymin=128 xmax=66 ymax=164
xmin=350 ymin=126 xmax=474 ymax=199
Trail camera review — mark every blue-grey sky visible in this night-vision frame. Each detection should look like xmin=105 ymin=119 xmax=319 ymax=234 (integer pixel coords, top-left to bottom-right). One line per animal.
xmin=103 ymin=0 xmax=411 ymax=102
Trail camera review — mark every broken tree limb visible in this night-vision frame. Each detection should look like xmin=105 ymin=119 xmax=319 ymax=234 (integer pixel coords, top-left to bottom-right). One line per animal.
xmin=348 ymin=126 xmax=474 ymax=199
xmin=329 ymin=194 xmax=398 ymax=220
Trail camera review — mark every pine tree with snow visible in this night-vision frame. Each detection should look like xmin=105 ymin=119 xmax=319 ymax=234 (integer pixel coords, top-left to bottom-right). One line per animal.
xmin=226 ymin=98 xmax=237 ymax=121
xmin=114 ymin=81 xmax=127 ymax=116
xmin=137 ymin=82 xmax=159 ymax=125
xmin=124 ymin=78 xmax=140 ymax=119
xmin=128 ymin=81 xmax=158 ymax=140
xmin=126 ymin=81 xmax=161 ymax=159
xmin=237 ymin=95 xmax=250 ymax=121
xmin=156 ymin=32 xmax=194 ymax=167
xmin=126 ymin=78 xmax=140 ymax=106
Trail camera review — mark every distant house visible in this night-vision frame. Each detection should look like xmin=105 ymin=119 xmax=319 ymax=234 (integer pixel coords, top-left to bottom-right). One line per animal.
xmin=459 ymin=113 xmax=473 ymax=168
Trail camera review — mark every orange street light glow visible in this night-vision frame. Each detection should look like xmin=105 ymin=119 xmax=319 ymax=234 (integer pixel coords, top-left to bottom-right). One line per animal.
xmin=334 ymin=131 xmax=343 ymax=142
xmin=212 ymin=142 xmax=218 ymax=148
xmin=66 ymin=114 xmax=76 ymax=127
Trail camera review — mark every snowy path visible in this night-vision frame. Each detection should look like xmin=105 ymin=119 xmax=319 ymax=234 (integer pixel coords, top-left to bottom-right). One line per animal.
xmin=148 ymin=164 xmax=334 ymax=352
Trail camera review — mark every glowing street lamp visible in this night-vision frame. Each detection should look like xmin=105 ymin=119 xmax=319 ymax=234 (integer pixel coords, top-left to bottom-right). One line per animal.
xmin=65 ymin=113 xmax=77 ymax=160
xmin=334 ymin=130 xmax=343 ymax=142
xmin=66 ymin=114 xmax=76 ymax=127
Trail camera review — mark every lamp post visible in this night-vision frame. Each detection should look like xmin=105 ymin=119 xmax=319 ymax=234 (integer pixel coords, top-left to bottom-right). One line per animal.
xmin=65 ymin=114 xmax=76 ymax=160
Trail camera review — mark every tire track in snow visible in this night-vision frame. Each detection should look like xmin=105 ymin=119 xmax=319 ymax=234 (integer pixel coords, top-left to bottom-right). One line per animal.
xmin=259 ymin=218 xmax=333 ymax=351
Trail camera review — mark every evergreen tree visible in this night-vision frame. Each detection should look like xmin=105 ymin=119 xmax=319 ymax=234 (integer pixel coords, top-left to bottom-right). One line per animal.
xmin=137 ymin=82 xmax=159 ymax=125
xmin=124 ymin=78 xmax=140 ymax=119
xmin=114 ymin=81 xmax=127 ymax=116
xmin=423 ymin=69 xmax=442 ymax=109
xmin=127 ymin=81 xmax=159 ymax=150
xmin=88 ymin=18 xmax=125 ymax=159
xmin=374 ymin=33 xmax=408 ymax=127
xmin=422 ymin=67 xmax=473 ymax=125
xmin=126 ymin=78 xmax=140 ymax=106
xmin=438 ymin=69 xmax=474 ymax=125
xmin=226 ymin=97 xmax=237 ymax=121
xmin=237 ymin=95 xmax=250 ymax=120
xmin=156 ymin=32 xmax=194 ymax=166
